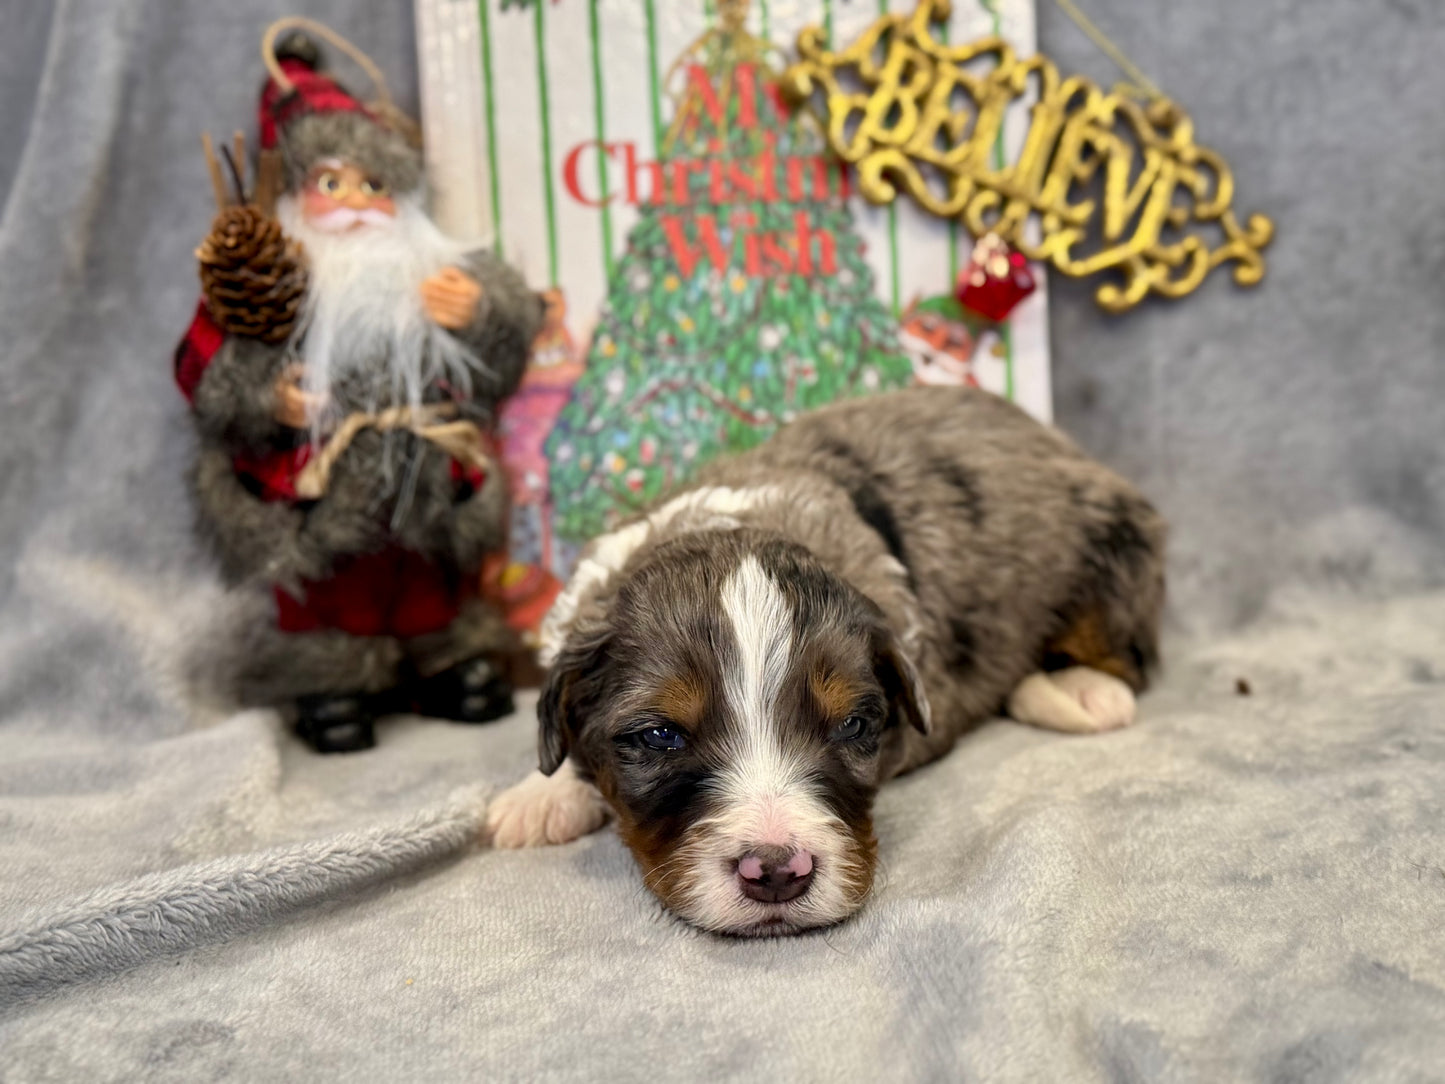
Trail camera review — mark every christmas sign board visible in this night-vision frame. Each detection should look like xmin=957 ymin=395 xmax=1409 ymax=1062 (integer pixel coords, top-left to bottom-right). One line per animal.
xmin=416 ymin=0 xmax=1052 ymax=634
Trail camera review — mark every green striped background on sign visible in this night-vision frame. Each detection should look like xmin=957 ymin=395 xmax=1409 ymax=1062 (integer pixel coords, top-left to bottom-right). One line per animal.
xmin=478 ymin=0 xmax=502 ymax=254
xmin=643 ymin=0 xmax=664 ymax=152
xmin=534 ymin=0 xmax=559 ymax=285
xmin=983 ymin=0 xmax=1015 ymax=399
xmin=879 ymin=0 xmax=900 ymax=316
xmin=475 ymin=0 xmax=1017 ymax=359
xmin=589 ymin=0 xmax=614 ymax=279
xmin=940 ymin=15 xmax=960 ymax=285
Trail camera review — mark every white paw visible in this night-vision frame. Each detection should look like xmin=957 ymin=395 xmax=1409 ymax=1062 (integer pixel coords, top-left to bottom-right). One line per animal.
xmin=1007 ymin=667 xmax=1137 ymax=734
xmin=484 ymin=762 xmax=610 ymax=848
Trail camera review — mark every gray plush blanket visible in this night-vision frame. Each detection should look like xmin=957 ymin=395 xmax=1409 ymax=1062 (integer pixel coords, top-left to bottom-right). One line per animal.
xmin=2 ymin=1 xmax=1443 ymax=1080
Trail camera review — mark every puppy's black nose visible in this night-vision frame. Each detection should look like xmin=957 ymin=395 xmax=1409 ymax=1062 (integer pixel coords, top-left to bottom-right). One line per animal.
xmin=736 ymin=847 xmax=815 ymax=904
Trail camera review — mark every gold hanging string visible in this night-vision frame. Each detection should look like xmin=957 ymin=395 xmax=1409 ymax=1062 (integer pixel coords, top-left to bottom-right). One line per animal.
xmin=1052 ymin=0 xmax=1164 ymax=103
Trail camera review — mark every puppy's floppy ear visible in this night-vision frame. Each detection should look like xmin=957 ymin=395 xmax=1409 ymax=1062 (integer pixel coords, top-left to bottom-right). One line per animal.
xmin=874 ymin=629 xmax=932 ymax=735
xmin=537 ymin=623 xmax=612 ymax=775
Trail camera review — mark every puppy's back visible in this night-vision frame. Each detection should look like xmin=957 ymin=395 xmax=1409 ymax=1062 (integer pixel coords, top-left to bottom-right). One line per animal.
xmin=751 ymin=385 xmax=1085 ymax=474
xmin=697 ymin=386 xmax=1166 ymax=759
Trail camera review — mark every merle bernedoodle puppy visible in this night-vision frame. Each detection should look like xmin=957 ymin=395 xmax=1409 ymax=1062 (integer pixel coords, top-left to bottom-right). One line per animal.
xmin=486 ymin=387 xmax=1165 ymax=937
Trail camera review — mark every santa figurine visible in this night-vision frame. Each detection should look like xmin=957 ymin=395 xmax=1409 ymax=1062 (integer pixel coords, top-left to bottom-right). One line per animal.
xmin=175 ymin=29 xmax=545 ymax=753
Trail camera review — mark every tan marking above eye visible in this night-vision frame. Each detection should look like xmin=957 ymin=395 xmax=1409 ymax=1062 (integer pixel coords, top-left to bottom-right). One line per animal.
xmin=653 ymin=675 xmax=707 ymax=728
xmin=810 ymin=669 xmax=863 ymax=721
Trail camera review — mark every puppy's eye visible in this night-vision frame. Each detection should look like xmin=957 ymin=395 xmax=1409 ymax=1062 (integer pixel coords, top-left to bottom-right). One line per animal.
xmin=830 ymin=716 xmax=867 ymax=742
xmin=636 ymin=725 xmax=688 ymax=752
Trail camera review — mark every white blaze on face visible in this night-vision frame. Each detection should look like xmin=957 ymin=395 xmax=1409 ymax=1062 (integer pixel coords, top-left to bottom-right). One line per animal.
xmin=674 ymin=555 xmax=862 ymax=935
xmin=719 ymin=555 xmax=798 ymax=807
xmin=276 ymin=192 xmax=485 ymax=434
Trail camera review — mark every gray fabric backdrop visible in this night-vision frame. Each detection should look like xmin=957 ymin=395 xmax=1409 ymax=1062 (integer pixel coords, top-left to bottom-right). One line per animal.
xmin=1 ymin=1 xmax=1443 ymax=1081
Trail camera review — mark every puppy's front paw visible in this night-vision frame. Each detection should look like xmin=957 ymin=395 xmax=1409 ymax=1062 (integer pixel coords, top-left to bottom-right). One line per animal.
xmin=1007 ymin=667 xmax=1136 ymax=734
xmin=484 ymin=763 xmax=610 ymax=848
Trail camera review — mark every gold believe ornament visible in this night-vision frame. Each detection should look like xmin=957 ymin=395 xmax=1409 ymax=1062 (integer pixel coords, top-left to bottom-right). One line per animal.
xmin=781 ymin=0 xmax=1274 ymax=313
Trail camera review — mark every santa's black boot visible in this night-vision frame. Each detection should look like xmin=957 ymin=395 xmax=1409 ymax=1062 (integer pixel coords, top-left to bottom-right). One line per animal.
xmin=294 ymin=692 xmax=378 ymax=753
xmin=413 ymin=656 xmax=514 ymax=724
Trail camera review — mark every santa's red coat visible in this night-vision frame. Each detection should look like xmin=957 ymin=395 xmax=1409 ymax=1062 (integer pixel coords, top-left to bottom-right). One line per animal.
xmin=176 ymin=301 xmax=490 ymax=639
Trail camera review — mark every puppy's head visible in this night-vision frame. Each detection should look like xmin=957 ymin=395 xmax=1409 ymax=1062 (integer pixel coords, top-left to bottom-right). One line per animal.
xmin=538 ymin=530 xmax=930 ymax=936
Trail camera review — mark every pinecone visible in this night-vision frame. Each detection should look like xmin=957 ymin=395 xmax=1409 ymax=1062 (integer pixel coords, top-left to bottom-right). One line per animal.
xmin=196 ymin=205 xmax=307 ymax=345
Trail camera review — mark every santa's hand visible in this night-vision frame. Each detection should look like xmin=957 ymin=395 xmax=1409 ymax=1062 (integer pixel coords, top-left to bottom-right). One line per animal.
xmin=273 ymin=363 xmax=324 ymax=429
xmin=421 ymin=267 xmax=484 ymax=329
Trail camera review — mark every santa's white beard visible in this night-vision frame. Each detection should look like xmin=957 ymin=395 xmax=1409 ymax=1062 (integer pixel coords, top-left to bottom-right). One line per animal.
xmin=277 ymin=194 xmax=485 ymax=438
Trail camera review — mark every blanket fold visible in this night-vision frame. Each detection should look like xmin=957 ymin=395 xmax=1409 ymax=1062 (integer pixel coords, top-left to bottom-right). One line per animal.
xmin=0 ymin=788 xmax=486 ymax=1007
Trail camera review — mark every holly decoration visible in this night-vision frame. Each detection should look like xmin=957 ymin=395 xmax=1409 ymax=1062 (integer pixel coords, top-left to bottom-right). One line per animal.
xmin=544 ymin=16 xmax=911 ymax=541
xmin=955 ymin=232 xmax=1035 ymax=323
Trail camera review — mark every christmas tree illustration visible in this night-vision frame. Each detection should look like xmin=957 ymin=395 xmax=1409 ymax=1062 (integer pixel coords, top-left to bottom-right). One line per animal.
xmin=543 ymin=0 xmax=912 ymax=540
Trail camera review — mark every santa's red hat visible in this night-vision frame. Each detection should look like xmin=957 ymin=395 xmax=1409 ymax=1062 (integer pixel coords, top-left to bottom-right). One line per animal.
xmin=258 ymin=31 xmax=423 ymax=197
